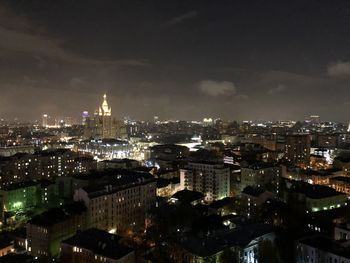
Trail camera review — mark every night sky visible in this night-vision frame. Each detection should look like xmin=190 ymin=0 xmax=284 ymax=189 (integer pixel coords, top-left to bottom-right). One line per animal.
xmin=2 ymin=0 xmax=350 ymax=121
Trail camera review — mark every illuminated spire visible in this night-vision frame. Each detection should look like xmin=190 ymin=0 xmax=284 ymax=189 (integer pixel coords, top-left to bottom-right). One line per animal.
xmin=99 ymin=93 xmax=111 ymax=116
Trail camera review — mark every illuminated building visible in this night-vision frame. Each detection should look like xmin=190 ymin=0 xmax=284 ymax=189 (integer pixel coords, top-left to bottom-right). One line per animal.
xmin=0 ymin=145 xmax=35 ymax=157
xmin=0 ymin=149 xmax=96 ymax=186
xmin=27 ymin=202 xmax=88 ymax=259
xmin=329 ymin=176 xmax=350 ymax=196
xmin=84 ymin=94 xmax=127 ymax=139
xmin=82 ymin=111 xmax=89 ymax=125
xmin=180 ymin=162 xmax=230 ymax=202
xmin=202 ymin=118 xmax=213 ymax=127
xmin=240 ymin=162 xmax=282 ymax=194
xmin=42 ymin=114 xmax=48 ymax=127
xmin=284 ymin=134 xmax=311 ymax=167
xmin=61 ymin=228 xmax=135 ymax=263
xmin=75 ymin=139 xmax=133 ymax=160
xmin=0 ymin=181 xmax=39 ymax=215
xmin=0 ymin=241 xmax=14 ymax=257
xmin=154 ymin=115 xmax=159 ymax=123
xmin=284 ymin=180 xmax=347 ymax=213
xmin=74 ymin=170 xmax=156 ymax=234
xmin=0 ymin=180 xmax=61 ymax=219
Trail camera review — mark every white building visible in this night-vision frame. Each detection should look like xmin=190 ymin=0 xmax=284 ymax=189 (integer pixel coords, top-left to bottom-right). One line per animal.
xmin=296 ymin=236 xmax=350 ymax=263
xmin=180 ymin=162 xmax=230 ymax=202
xmin=74 ymin=172 xmax=156 ymax=234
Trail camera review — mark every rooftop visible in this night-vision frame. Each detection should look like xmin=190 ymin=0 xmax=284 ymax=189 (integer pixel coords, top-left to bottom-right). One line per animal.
xmin=242 ymin=186 xmax=266 ymax=197
xmin=28 ymin=202 xmax=86 ymax=227
xmin=62 ymin=228 xmax=133 ymax=260
xmin=81 ymin=170 xmax=155 ymax=198
xmin=177 ymin=223 xmax=273 ymax=257
xmin=289 ymin=181 xmax=345 ymax=199
xmin=330 ymin=176 xmax=350 ymax=183
xmin=172 ymin=189 xmax=204 ymax=204
xmin=243 ymin=162 xmax=278 ymax=170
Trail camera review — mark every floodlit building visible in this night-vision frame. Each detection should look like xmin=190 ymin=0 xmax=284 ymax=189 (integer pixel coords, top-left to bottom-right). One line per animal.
xmin=180 ymin=161 xmax=230 ymax=202
xmin=84 ymin=94 xmax=126 ymax=139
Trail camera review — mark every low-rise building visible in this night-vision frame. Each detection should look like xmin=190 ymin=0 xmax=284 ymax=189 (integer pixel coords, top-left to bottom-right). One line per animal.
xmin=284 ymin=180 xmax=348 ymax=213
xmin=330 ymin=176 xmax=350 ymax=196
xmin=296 ymin=236 xmax=350 ymax=263
xmin=61 ymin=228 xmax=135 ymax=263
xmin=240 ymin=162 xmax=282 ymax=194
xmin=97 ymin=158 xmax=140 ymax=171
xmin=0 ymin=240 xmax=14 ymax=257
xmin=74 ymin=170 xmax=156 ymax=234
xmin=241 ymin=186 xmax=274 ymax=217
xmin=27 ymin=202 xmax=88 ymax=259
xmin=171 ymin=221 xmax=274 ymax=263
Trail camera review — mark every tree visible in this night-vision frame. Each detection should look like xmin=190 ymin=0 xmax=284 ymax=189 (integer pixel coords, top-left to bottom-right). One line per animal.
xmin=220 ymin=248 xmax=238 ymax=263
xmin=257 ymin=239 xmax=282 ymax=263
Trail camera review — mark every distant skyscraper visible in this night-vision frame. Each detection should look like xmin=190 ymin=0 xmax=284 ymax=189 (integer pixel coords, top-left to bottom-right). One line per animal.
xmin=203 ymin=117 xmax=213 ymax=126
xmin=84 ymin=94 xmax=126 ymax=139
xmin=42 ymin=114 xmax=48 ymax=127
xmin=153 ymin=115 xmax=159 ymax=123
xmin=81 ymin=111 xmax=89 ymax=125
xmin=308 ymin=115 xmax=320 ymax=124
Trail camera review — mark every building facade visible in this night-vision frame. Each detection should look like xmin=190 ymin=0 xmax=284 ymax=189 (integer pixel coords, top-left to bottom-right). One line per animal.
xmin=84 ymin=94 xmax=126 ymax=139
xmin=180 ymin=162 xmax=230 ymax=202
xmin=61 ymin=228 xmax=135 ymax=263
xmin=284 ymin=134 xmax=311 ymax=168
xmin=74 ymin=172 xmax=156 ymax=234
xmin=27 ymin=202 xmax=88 ymax=259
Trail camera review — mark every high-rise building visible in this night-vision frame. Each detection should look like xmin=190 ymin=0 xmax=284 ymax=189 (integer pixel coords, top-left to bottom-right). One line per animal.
xmin=284 ymin=134 xmax=311 ymax=167
xmin=180 ymin=161 xmax=230 ymax=202
xmin=82 ymin=111 xmax=89 ymax=125
xmin=42 ymin=114 xmax=48 ymax=127
xmin=84 ymin=94 xmax=126 ymax=139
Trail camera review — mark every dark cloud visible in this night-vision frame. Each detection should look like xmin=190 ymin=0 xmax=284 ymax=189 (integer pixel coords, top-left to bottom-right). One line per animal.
xmin=267 ymin=84 xmax=287 ymax=95
xmin=328 ymin=61 xmax=350 ymax=76
xmin=197 ymin=80 xmax=237 ymax=97
xmin=165 ymin=11 xmax=198 ymax=26
xmin=1 ymin=1 xmax=350 ymax=121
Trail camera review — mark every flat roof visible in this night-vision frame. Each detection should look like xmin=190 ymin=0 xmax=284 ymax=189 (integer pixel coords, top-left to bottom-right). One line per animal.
xmin=62 ymin=228 xmax=133 ymax=260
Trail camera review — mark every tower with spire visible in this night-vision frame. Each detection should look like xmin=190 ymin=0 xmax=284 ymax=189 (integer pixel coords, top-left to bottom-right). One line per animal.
xmin=98 ymin=94 xmax=112 ymax=117
xmin=84 ymin=94 xmax=117 ymax=139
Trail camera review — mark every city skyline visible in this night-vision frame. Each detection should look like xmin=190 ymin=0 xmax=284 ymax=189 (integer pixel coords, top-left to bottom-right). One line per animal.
xmin=2 ymin=1 xmax=350 ymax=121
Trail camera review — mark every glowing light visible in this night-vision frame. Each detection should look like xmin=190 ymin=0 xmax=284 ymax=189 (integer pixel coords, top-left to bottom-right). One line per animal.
xmin=13 ymin=202 xmax=23 ymax=209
